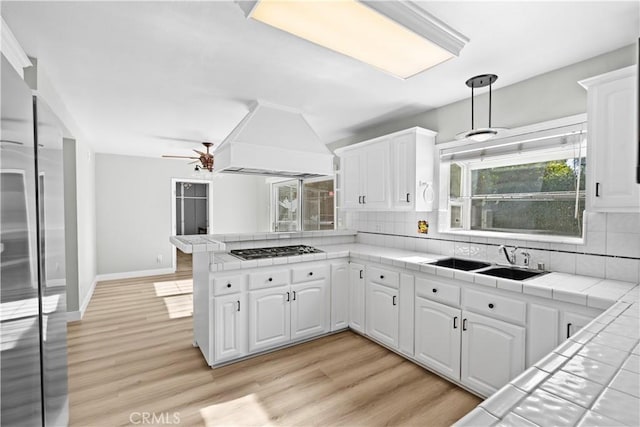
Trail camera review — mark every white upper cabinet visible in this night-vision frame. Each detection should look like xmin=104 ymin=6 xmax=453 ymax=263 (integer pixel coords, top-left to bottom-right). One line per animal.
xmin=580 ymin=66 xmax=639 ymax=212
xmin=390 ymin=129 xmax=437 ymax=211
xmin=336 ymin=127 xmax=437 ymax=211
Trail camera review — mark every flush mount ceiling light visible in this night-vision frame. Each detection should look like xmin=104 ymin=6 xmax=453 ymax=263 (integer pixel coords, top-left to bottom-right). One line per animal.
xmin=236 ymin=0 xmax=468 ymax=79
xmin=457 ymin=74 xmax=507 ymax=142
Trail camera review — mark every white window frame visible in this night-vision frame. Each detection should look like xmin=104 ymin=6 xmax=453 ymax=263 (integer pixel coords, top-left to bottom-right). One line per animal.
xmin=438 ymin=114 xmax=588 ymax=244
xmin=269 ymin=176 xmax=336 ymax=232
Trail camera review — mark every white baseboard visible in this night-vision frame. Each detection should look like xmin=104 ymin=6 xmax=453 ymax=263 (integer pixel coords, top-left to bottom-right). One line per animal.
xmin=67 ymin=276 xmax=98 ymax=323
xmin=67 ymin=310 xmax=82 ymax=322
xmin=95 ymin=267 xmax=176 ymax=282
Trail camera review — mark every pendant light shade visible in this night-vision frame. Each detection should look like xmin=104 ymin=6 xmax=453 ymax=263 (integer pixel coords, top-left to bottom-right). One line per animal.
xmin=456 ymin=74 xmax=506 ymax=141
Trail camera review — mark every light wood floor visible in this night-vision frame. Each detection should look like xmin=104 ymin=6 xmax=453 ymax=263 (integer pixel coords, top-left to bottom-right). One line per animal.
xmin=176 ymin=249 xmax=193 ymax=272
xmin=67 ymin=272 xmax=481 ymax=427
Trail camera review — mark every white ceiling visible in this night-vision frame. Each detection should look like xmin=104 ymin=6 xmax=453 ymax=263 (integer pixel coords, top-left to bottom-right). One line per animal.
xmin=2 ymin=1 xmax=638 ymax=158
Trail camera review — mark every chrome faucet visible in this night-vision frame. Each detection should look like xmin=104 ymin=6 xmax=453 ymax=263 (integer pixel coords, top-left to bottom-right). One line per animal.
xmin=499 ymin=245 xmax=518 ymax=265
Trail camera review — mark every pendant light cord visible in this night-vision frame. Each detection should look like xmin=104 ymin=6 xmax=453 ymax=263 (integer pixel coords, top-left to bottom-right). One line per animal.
xmin=471 ymin=85 xmax=475 ymax=130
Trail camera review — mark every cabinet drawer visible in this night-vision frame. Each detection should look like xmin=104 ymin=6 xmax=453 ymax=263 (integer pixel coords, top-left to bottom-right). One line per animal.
xmin=464 ymin=289 xmax=526 ymax=324
xmin=415 ymin=277 xmax=460 ymax=307
xmin=368 ymin=266 xmax=399 ymax=289
xmin=212 ymin=274 xmax=246 ymax=296
xmin=248 ymin=269 xmax=289 ymax=290
xmin=291 ymin=264 xmax=328 ymax=284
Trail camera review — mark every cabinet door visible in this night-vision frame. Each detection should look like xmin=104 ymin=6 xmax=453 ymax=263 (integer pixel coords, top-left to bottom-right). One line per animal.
xmin=587 ymin=70 xmax=639 ymax=211
xmin=391 ymin=133 xmax=416 ymax=209
xmin=527 ymin=303 xmax=559 ymax=367
xmin=561 ymin=311 xmax=594 ymax=341
xmin=415 ymin=297 xmax=461 ymax=381
xmin=362 ymin=141 xmax=389 ymax=209
xmin=461 ymin=310 xmax=525 ymax=397
xmin=341 ymin=151 xmax=362 ymax=209
xmin=248 ymin=287 xmax=290 ymax=353
xmin=330 ymin=262 xmax=349 ymax=331
xmin=291 ymin=280 xmax=329 ymax=341
xmin=349 ymin=263 xmax=366 ymax=333
xmin=366 ymin=282 xmax=399 ymax=348
xmin=214 ymin=293 xmax=247 ymax=362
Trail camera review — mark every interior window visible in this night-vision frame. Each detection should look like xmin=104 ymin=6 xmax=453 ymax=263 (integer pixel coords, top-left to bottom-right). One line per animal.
xmin=271 ymin=178 xmax=335 ymax=232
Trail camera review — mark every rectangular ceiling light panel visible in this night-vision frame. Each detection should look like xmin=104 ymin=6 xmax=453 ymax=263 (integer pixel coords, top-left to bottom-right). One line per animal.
xmin=246 ymin=0 xmax=462 ymax=79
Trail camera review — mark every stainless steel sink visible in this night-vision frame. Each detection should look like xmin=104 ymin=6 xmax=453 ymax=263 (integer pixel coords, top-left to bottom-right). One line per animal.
xmin=428 ymin=257 xmax=492 ymax=271
xmin=477 ymin=266 xmax=547 ymax=280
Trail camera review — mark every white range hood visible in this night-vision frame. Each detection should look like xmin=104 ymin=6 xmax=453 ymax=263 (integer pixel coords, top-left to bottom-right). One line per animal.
xmin=213 ymin=101 xmax=334 ymax=178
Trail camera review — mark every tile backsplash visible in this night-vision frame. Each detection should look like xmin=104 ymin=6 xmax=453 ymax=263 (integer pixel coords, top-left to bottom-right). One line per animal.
xmin=342 ymin=210 xmax=640 ymax=283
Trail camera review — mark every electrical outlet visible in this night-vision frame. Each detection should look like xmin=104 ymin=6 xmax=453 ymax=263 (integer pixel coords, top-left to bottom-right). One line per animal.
xmin=156 ymin=254 xmax=163 ymax=264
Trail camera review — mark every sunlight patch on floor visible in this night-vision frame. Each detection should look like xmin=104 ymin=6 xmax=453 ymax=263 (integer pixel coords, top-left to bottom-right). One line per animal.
xmin=200 ymin=394 xmax=273 ymax=427
xmin=162 ymin=294 xmax=193 ymax=319
xmin=153 ymin=280 xmax=193 ymax=297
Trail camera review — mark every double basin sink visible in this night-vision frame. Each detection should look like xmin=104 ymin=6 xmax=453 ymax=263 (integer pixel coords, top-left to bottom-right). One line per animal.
xmin=428 ymin=257 xmax=546 ymax=280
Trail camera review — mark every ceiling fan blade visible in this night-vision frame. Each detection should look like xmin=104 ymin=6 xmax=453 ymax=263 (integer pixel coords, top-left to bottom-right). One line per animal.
xmin=162 ymin=155 xmax=199 ymax=159
xmin=193 ymin=150 xmax=206 ymax=156
xmin=152 ymin=135 xmax=204 ymax=143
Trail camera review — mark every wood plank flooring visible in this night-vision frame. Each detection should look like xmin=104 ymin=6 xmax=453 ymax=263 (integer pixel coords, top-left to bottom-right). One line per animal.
xmin=68 ymin=272 xmax=481 ymax=426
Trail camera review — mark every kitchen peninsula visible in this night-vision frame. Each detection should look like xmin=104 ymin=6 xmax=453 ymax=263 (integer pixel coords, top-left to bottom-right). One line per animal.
xmin=171 ymin=230 xmax=639 ymax=426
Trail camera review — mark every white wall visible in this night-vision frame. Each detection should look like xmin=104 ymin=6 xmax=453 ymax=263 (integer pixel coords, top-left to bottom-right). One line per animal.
xmin=330 ymin=44 xmax=636 ymax=150
xmin=75 ymin=139 xmax=97 ymax=309
xmin=338 ymin=45 xmax=640 ymax=283
xmin=95 ymin=153 xmax=269 ymax=276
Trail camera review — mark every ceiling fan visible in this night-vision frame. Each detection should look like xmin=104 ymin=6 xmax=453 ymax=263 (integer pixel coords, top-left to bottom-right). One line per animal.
xmin=162 ymin=142 xmax=215 ymax=171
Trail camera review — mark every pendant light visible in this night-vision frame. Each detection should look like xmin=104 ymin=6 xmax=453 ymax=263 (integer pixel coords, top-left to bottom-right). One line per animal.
xmin=456 ymin=74 xmax=506 ymax=142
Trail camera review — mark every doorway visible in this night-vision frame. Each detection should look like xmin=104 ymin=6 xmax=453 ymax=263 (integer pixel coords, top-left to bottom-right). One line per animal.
xmin=171 ymin=178 xmax=213 ymax=272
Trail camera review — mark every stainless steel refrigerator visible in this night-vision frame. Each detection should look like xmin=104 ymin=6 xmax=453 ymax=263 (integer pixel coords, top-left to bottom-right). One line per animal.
xmin=1 ymin=54 xmax=69 ymax=426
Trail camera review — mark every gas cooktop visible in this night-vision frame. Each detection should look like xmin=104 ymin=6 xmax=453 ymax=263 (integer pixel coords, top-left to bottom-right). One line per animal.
xmin=229 ymin=245 xmax=323 ymax=261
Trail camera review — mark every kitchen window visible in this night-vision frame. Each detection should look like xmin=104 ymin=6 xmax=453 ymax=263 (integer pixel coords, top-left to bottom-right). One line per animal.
xmin=440 ymin=121 xmax=587 ymax=240
xmin=271 ymin=177 xmax=335 ymax=232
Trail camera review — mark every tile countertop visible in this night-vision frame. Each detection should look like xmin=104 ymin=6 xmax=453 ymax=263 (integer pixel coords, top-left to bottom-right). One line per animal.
xmin=212 ymin=243 xmax=639 ymax=427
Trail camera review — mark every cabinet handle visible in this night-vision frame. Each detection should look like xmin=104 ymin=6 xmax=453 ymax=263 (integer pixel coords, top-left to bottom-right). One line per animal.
xmin=432 ymin=288 xmax=438 ymax=293
xmin=286 ymin=291 xmax=290 ymax=302
xmin=292 ymin=291 xmax=296 ymax=301
xmin=406 ymin=193 xmax=410 ymax=203
xmin=567 ymin=322 xmax=572 ymax=339
xmin=358 ymin=196 xmax=362 ymax=204
xmin=227 ymin=283 xmax=232 ymax=288
xmin=308 ymin=271 xmax=313 ymax=276
xmin=392 ymin=295 xmax=397 ymax=306
xmin=488 ymin=303 xmax=494 ymax=309
xmin=462 ymin=318 xmax=467 ymax=331
xmin=237 ymin=300 xmax=240 ymax=312
xmin=362 ymin=195 xmax=366 ymax=204
xmin=359 ymin=270 xmax=363 ymax=279
xmin=595 ymin=182 xmax=600 ymax=197
xmin=453 ymin=316 xmax=458 ymax=329
xmin=268 ymin=277 xmax=273 ymax=282
xmin=380 ymin=275 xmax=384 ymax=280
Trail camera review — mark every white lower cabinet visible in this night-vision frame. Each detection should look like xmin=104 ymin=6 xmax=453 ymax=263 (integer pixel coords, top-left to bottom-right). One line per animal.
xmin=415 ymin=297 xmax=461 ymax=380
xmin=248 ymin=286 xmax=291 ymax=353
xmin=290 ymin=280 xmax=329 ymax=341
xmin=366 ymin=282 xmax=399 ymax=348
xmin=214 ymin=293 xmax=248 ymax=362
xmin=527 ymin=303 xmax=560 ymax=366
xmin=349 ymin=263 xmax=366 ymax=333
xmin=460 ymin=310 xmax=526 ymax=397
xmin=561 ymin=311 xmax=594 ymax=341
xmin=330 ymin=262 xmax=349 ymax=331
xmin=248 ymin=275 xmax=329 ymax=353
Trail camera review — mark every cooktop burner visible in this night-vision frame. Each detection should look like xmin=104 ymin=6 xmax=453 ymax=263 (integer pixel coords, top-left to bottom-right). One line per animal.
xmin=229 ymin=245 xmax=323 ymax=261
